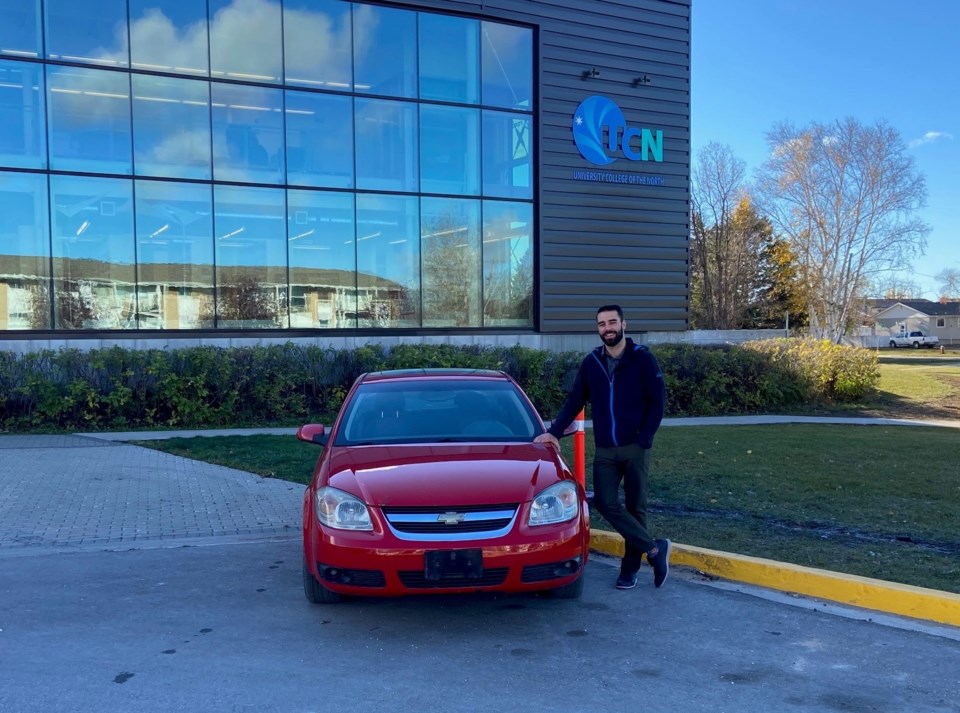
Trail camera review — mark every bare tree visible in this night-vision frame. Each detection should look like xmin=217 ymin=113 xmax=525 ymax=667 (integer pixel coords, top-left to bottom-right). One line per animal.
xmin=691 ymin=143 xmax=770 ymax=329
xmin=871 ymin=274 xmax=923 ymax=300
xmin=755 ymin=118 xmax=930 ymax=342
xmin=935 ymin=267 xmax=960 ymax=299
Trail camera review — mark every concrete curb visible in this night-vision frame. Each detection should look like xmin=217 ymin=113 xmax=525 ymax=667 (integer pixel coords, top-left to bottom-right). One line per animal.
xmin=590 ymin=529 xmax=960 ymax=628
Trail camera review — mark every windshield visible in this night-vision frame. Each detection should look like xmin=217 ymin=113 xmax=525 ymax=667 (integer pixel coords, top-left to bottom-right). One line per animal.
xmin=334 ymin=379 xmax=542 ymax=445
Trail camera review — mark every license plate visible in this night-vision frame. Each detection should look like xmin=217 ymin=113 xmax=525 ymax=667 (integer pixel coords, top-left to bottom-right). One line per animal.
xmin=424 ymin=549 xmax=483 ymax=581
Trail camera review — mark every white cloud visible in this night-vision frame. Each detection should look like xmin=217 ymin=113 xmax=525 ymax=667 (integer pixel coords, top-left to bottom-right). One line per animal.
xmin=908 ymin=131 xmax=954 ymax=149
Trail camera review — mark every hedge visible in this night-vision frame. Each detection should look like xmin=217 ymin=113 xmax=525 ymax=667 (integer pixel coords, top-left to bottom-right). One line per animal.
xmin=0 ymin=339 xmax=878 ymax=432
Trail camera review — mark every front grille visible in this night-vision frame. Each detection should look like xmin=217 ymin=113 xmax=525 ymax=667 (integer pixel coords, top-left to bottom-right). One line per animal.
xmin=521 ymin=558 xmax=583 ymax=583
xmin=398 ymin=568 xmax=509 ymax=589
xmin=317 ymin=563 xmax=386 ymax=588
xmin=382 ymin=504 xmax=518 ymax=538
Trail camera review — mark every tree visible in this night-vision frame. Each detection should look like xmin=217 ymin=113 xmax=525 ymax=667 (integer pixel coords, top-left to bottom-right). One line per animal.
xmin=745 ymin=237 xmax=808 ymax=330
xmin=870 ymin=274 xmax=923 ymax=300
xmin=690 ymin=143 xmax=768 ymax=329
xmin=935 ymin=267 xmax=960 ymax=299
xmin=755 ymin=118 xmax=930 ymax=342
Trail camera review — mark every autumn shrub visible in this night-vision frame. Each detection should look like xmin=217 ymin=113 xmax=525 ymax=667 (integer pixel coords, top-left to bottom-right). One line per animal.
xmin=741 ymin=338 xmax=879 ymax=401
xmin=0 ymin=339 xmax=879 ymax=432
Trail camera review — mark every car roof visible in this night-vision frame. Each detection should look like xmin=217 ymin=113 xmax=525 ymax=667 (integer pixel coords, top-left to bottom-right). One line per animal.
xmin=360 ymin=368 xmax=510 ymax=383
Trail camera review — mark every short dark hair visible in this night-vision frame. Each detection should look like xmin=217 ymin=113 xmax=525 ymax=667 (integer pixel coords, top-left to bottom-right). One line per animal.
xmin=596 ymin=304 xmax=623 ymax=320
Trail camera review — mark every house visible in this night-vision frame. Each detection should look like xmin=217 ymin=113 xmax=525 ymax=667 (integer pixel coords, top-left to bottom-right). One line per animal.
xmin=863 ymin=299 xmax=960 ymax=346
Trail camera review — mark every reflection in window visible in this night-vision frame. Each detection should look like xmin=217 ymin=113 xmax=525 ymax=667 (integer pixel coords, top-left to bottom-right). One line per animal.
xmin=285 ymin=91 xmax=353 ymax=189
xmin=50 ymin=175 xmax=135 ymax=330
xmin=0 ymin=172 xmax=50 ymax=329
xmin=47 ymin=65 xmax=132 ymax=175
xmin=284 ymin=0 xmax=352 ymax=90
xmin=211 ymin=82 xmax=284 ymax=184
xmin=481 ymin=22 xmax=533 ymax=110
xmin=0 ymin=0 xmax=41 ymax=59
xmin=483 ymin=201 xmax=533 ymax=327
xmin=213 ymin=185 xmax=287 ymax=328
xmin=288 ymin=190 xmax=356 ymax=329
xmin=45 ymin=0 xmax=128 ymax=67
xmin=135 ymin=180 xmax=214 ymax=329
xmin=419 ymin=14 xmax=479 ymax=104
xmin=355 ymin=99 xmax=418 ymax=192
xmin=421 ymin=198 xmax=480 ymax=327
xmin=482 ymin=111 xmax=532 ymax=199
xmin=356 ymin=194 xmax=419 ymax=328
xmin=353 ymin=4 xmax=416 ymax=98
xmin=130 ymin=0 xmax=210 ymax=76
xmin=133 ymin=75 xmax=211 ymax=180
xmin=0 ymin=60 xmax=46 ymax=169
xmin=420 ymin=105 xmax=479 ymax=196
xmin=209 ymin=0 xmax=282 ymax=83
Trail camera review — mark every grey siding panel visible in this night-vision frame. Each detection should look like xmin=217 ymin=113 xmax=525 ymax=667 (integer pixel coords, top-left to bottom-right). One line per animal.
xmin=532 ymin=0 xmax=690 ymax=333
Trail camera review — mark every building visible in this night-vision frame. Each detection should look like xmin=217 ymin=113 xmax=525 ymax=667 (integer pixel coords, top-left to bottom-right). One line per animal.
xmin=0 ymin=0 xmax=691 ymax=351
xmin=862 ymin=299 xmax=960 ymax=347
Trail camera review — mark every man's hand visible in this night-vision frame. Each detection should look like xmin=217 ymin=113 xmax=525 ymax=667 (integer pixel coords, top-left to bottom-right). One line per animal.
xmin=534 ymin=432 xmax=560 ymax=449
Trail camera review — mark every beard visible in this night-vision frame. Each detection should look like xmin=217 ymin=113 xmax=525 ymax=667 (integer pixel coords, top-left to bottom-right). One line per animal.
xmin=601 ymin=327 xmax=624 ymax=347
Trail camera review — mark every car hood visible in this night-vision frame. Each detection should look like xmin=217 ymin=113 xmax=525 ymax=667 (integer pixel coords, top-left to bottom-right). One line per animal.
xmin=324 ymin=443 xmax=570 ymax=507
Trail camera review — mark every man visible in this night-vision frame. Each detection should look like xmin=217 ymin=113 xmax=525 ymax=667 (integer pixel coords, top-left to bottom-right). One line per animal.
xmin=534 ymin=305 xmax=670 ymax=589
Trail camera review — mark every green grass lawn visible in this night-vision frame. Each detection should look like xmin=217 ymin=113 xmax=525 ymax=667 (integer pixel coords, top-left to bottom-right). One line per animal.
xmin=133 ymin=422 xmax=960 ymax=593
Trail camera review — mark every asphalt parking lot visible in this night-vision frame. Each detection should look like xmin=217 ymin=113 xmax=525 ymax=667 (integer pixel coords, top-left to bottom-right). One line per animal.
xmin=1 ymin=435 xmax=958 ymax=713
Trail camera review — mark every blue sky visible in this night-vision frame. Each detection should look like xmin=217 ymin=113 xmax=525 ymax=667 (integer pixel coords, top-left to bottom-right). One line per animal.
xmin=691 ymin=0 xmax=960 ymax=299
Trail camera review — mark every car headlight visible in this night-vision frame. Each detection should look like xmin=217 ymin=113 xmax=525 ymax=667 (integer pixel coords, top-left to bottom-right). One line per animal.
xmin=315 ymin=487 xmax=372 ymax=531
xmin=527 ymin=481 xmax=579 ymax=526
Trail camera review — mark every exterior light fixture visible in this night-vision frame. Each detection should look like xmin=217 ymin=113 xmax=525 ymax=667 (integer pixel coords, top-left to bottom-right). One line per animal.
xmin=581 ymin=67 xmax=600 ymax=79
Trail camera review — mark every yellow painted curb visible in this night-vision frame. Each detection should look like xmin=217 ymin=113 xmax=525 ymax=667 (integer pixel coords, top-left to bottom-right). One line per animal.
xmin=590 ymin=529 xmax=960 ymax=628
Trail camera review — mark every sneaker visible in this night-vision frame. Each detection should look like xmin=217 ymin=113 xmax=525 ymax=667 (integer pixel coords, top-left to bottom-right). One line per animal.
xmin=648 ymin=539 xmax=671 ymax=588
xmin=615 ymin=571 xmax=638 ymax=589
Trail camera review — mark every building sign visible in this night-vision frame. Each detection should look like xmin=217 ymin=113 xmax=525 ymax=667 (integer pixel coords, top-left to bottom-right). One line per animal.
xmin=571 ymin=95 xmax=665 ymax=184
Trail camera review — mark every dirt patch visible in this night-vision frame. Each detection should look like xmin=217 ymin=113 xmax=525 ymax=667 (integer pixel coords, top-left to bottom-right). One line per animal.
xmin=854 ymin=373 xmax=960 ymax=421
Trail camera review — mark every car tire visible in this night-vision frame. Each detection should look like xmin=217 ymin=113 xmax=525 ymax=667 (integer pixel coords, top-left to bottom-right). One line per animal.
xmin=546 ymin=574 xmax=584 ymax=599
xmin=303 ymin=554 xmax=342 ymax=604
xmin=889 ymin=340 xmax=897 ymax=348
xmin=913 ymin=341 xmax=920 ymax=349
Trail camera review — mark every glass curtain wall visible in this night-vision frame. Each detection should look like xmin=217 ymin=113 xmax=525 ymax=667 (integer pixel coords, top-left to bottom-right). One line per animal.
xmin=0 ymin=0 xmax=534 ymax=333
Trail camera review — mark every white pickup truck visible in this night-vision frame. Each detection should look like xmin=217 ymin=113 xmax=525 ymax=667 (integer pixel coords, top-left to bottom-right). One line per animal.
xmin=889 ymin=331 xmax=940 ymax=349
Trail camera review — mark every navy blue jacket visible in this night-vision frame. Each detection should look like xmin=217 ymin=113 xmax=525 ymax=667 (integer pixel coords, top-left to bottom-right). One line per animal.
xmin=547 ymin=339 xmax=666 ymax=449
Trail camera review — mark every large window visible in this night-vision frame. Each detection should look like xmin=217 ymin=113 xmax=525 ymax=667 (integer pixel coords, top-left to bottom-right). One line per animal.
xmin=288 ymin=189 xmax=356 ymax=328
xmin=132 ymin=75 xmax=212 ymax=180
xmin=129 ymin=0 xmax=210 ymax=76
xmin=213 ymin=185 xmax=287 ymax=329
xmin=47 ymin=66 xmax=132 ymax=175
xmin=0 ymin=0 xmax=41 ymax=60
xmin=353 ymin=4 xmax=417 ymax=98
xmin=0 ymin=172 xmax=50 ymax=329
xmin=421 ymin=198 xmax=481 ymax=327
xmin=45 ymin=0 xmax=129 ymax=67
xmin=0 ymin=60 xmax=46 ymax=170
xmin=209 ymin=0 xmax=282 ymax=83
xmin=355 ymin=99 xmax=418 ymax=192
xmin=284 ymin=0 xmax=352 ymax=90
xmin=5 ymin=2 xmax=535 ymax=333
xmin=135 ymin=180 xmax=214 ymax=329
xmin=356 ymin=194 xmax=419 ymax=328
xmin=50 ymin=175 xmax=136 ymax=330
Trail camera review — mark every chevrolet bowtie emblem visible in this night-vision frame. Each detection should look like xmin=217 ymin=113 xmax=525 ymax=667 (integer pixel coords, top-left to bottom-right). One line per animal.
xmin=437 ymin=512 xmax=466 ymax=525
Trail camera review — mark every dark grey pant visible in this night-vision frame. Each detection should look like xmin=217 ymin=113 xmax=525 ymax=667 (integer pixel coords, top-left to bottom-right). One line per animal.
xmin=592 ymin=443 xmax=655 ymax=574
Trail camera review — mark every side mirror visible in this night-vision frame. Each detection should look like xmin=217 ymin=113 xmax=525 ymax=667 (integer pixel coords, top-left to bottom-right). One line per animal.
xmin=296 ymin=424 xmax=328 ymax=446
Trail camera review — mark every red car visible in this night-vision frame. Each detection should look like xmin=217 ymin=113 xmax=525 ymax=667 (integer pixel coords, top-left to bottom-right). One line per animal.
xmin=299 ymin=368 xmax=590 ymax=603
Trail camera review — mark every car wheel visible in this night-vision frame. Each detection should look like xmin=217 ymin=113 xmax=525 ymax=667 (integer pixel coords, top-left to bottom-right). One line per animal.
xmin=303 ymin=554 xmax=342 ymax=604
xmin=913 ymin=341 xmax=920 ymax=349
xmin=889 ymin=340 xmax=897 ymax=348
xmin=546 ymin=574 xmax=584 ymax=599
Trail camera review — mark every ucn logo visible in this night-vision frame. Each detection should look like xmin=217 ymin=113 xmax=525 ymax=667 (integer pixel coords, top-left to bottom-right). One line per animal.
xmin=572 ymin=95 xmax=663 ymax=166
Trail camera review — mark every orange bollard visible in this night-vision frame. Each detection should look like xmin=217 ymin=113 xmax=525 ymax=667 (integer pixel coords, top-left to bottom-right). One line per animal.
xmin=573 ymin=408 xmax=586 ymax=490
